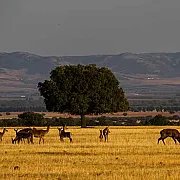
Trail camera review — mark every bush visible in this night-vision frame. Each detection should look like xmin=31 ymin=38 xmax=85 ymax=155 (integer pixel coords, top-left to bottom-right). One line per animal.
xmin=172 ymin=115 xmax=180 ymax=120
xmin=41 ymin=113 xmax=46 ymax=116
xmin=149 ymin=114 xmax=169 ymax=126
xmin=18 ymin=112 xmax=45 ymax=126
xmin=123 ymin=113 xmax=128 ymax=116
xmin=0 ymin=118 xmax=20 ymax=127
xmin=169 ymin=111 xmax=175 ymax=114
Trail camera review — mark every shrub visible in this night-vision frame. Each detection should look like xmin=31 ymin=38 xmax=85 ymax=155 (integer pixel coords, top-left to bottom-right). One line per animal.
xmin=169 ymin=111 xmax=175 ymax=114
xmin=172 ymin=115 xmax=180 ymax=120
xmin=18 ymin=112 xmax=45 ymax=126
xmin=123 ymin=113 xmax=128 ymax=116
xmin=41 ymin=113 xmax=46 ymax=116
xmin=149 ymin=114 xmax=169 ymax=126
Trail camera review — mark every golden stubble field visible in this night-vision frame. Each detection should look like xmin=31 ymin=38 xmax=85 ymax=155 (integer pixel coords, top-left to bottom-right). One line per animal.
xmin=0 ymin=126 xmax=180 ymax=180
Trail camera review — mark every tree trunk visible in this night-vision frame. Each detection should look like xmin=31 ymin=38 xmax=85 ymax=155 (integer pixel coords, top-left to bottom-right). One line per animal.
xmin=81 ymin=113 xmax=86 ymax=128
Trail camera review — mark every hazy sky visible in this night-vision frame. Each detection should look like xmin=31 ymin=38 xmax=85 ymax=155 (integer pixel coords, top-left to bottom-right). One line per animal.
xmin=1 ymin=0 xmax=180 ymax=56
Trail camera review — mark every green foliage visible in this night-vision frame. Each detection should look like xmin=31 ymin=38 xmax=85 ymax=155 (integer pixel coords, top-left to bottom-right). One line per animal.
xmin=149 ymin=114 xmax=169 ymax=126
xmin=38 ymin=64 xmax=129 ymax=127
xmin=96 ymin=116 xmax=113 ymax=126
xmin=169 ymin=111 xmax=175 ymax=114
xmin=41 ymin=113 xmax=46 ymax=116
xmin=18 ymin=112 xmax=45 ymax=126
xmin=0 ymin=118 xmax=21 ymax=127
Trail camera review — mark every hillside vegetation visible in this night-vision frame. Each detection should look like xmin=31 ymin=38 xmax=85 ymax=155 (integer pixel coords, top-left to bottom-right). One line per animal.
xmin=0 ymin=52 xmax=180 ymax=98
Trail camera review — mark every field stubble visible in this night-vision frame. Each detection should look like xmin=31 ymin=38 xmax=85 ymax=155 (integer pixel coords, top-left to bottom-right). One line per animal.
xmin=0 ymin=126 xmax=180 ymax=180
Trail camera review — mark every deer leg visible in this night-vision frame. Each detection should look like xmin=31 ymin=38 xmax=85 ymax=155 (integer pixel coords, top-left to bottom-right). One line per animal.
xmin=27 ymin=138 xmax=30 ymax=144
xmin=162 ymin=138 xmax=166 ymax=145
xmin=158 ymin=137 xmax=162 ymax=144
xmin=70 ymin=138 xmax=72 ymax=142
xmin=104 ymin=136 xmax=107 ymax=142
xmin=60 ymin=137 xmax=64 ymax=142
xmin=172 ymin=137 xmax=177 ymax=144
xmin=42 ymin=137 xmax=44 ymax=144
xmin=39 ymin=137 xmax=41 ymax=144
xmin=31 ymin=136 xmax=34 ymax=144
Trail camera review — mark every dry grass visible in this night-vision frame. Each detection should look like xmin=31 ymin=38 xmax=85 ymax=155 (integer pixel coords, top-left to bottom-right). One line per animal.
xmin=0 ymin=126 xmax=180 ymax=180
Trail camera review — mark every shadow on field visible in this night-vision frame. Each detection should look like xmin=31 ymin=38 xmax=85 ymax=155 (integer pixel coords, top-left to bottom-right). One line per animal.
xmin=36 ymin=151 xmax=99 ymax=156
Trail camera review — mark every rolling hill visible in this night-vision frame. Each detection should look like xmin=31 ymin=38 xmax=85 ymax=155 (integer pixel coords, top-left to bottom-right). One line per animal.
xmin=1 ymin=52 xmax=180 ymax=99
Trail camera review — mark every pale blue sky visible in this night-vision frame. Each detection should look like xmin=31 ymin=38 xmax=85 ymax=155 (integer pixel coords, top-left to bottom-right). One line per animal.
xmin=1 ymin=0 xmax=180 ymax=56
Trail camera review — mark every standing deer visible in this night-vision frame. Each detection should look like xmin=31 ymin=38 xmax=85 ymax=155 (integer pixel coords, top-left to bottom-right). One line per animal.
xmin=32 ymin=125 xmax=50 ymax=144
xmin=58 ymin=127 xmax=72 ymax=143
xmin=12 ymin=129 xmax=33 ymax=144
xmin=0 ymin=128 xmax=8 ymax=141
xmin=103 ymin=127 xmax=110 ymax=142
xmin=158 ymin=129 xmax=180 ymax=145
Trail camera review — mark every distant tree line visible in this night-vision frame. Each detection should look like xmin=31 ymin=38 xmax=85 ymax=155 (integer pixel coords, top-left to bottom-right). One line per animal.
xmin=0 ymin=112 xmax=180 ymax=127
xmin=129 ymin=99 xmax=180 ymax=112
xmin=1 ymin=98 xmax=180 ymax=113
xmin=0 ymin=99 xmax=46 ymax=112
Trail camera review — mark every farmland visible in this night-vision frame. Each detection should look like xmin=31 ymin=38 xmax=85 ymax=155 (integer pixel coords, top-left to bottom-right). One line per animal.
xmin=1 ymin=126 xmax=180 ymax=179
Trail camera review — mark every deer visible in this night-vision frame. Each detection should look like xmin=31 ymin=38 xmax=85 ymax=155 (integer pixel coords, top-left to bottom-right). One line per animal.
xmin=0 ymin=128 xmax=8 ymax=141
xmin=57 ymin=127 xmax=72 ymax=143
xmin=18 ymin=128 xmax=32 ymax=132
xmin=158 ymin=129 xmax=180 ymax=145
xmin=103 ymin=127 xmax=110 ymax=142
xmin=99 ymin=129 xmax=104 ymax=141
xmin=13 ymin=128 xmax=33 ymax=144
xmin=12 ymin=129 xmax=34 ymax=144
xmin=32 ymin=125 xmax=50 ymax=144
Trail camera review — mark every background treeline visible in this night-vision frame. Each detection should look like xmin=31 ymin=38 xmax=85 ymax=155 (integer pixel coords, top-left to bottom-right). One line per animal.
xmin=0 ymin=112 xmax=180 ymax=127
xmin=130 ymin=99 xmax=180 ymax=112
xmin=0 ymin=99 xmax=46 ymax=112
xmin=1 ymin=99 xmax=180 ymax=112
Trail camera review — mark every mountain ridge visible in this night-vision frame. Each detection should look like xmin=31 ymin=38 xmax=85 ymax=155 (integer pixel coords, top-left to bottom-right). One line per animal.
xmin=0 ymin=52 xmax=180 ymax=97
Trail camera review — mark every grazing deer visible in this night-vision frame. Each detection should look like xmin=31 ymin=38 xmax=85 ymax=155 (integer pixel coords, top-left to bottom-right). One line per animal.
xmin=158 ymin=129 xmax=180 ymax=145
xmin=32 ymin=125 xmax=50 ymax=144
xmin=0 ymin=128 xmax=8 ymax=141
xmin=13 ymin=128 xmax=33 ymax=144
xmin=103 ymin=127 xmax=110 ymax=142
xmin=58 ymin=127 xmax=72 ymax=142
xmin=15 ymin=128 xmax=33 ymax=143
xmin=99 ymin=129 xmax=104 ymax=141
xmin=12 ymin=130 xmax=34 ymax=144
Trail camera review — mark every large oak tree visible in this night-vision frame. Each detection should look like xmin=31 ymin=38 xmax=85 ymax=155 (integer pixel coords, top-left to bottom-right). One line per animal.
xmin=38 ymin=64 xmax=129 ymax=127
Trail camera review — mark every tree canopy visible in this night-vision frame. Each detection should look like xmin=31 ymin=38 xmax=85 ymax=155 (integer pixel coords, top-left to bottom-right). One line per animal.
xmin=38 ymin=64 xmax=129 ymax=127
